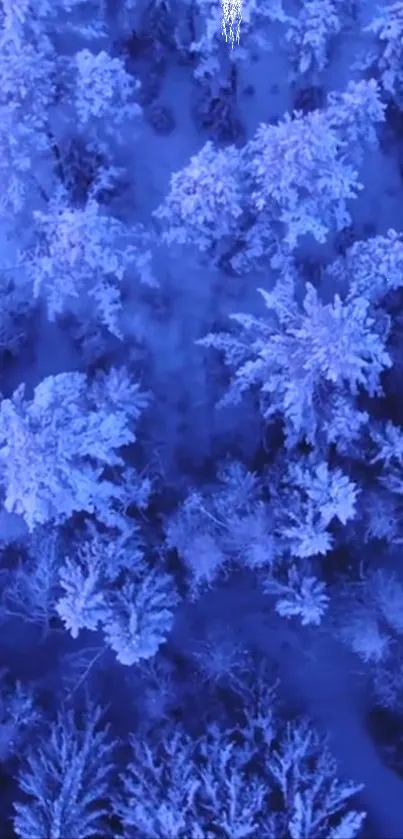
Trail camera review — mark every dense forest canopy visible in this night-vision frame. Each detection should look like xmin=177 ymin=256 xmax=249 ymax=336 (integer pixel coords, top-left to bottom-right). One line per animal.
xmin=1 ymin=0 xmax=403 ymax=837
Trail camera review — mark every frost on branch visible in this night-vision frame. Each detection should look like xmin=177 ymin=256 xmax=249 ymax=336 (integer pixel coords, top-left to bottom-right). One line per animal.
xmin=368 ymin=419 xmax=403 ymax=505
xmin=0 ymin=103 xmax=50 ymax=217
xmin=283 ymin=0 xmax=343 ymax=81
xmin=102 ymin=568 xmax=178 ymax=665
xmin=0 ymin=526 xmax=61 ymax=633
xmin=267 ymin=719 xmax=366 ymax=838
xmin=199 ymin=280 xmax=390 ymax=446
xmin=166 ymin=492 xmax=227 ymax=594
xmin=325 ymin=80 xmax=385 ymax=165
xmin=155 ymin=107 xmax=360 ymax=270
xmin=115 ymin=726 xmax=201 ymax=838
xmin=56 ymin=525 xmax=143 ymax=639
xmin=1 ymin=0 xmax=108 ymax=41
xmin=240 ymin=80 xmax=384 ymax=263
xmin=156 ymin=82 xmax=384 ymax=272
xmin=13 ymin=705 xmax=116 ymax=839
xmin=270 ymin=451 xmax=359 ymax=559
xmin=57 ymin=555 xmax=108 ymax=640
xmin=358 ymin=1 xmax=403 ymax=106
xmin=0 ymin=23 xmax=56 ymax=127
xmin=268 ymin=453 xmax=358 ymax=560
xmin=23 ymin=190 xmax=154 ymax=336
xmin=116 ymin=721 xmax=271 ymax=838
xmin=115 ymin=704 xmax=365 ymax=838
xmin=0 ymin=1 xmax=57 ymax=215
xmin=339 ymin=609 xmax=390 ymax=664
xmin=57 ymin=525 xmax=178 ymax=666
xmin=370 ymin=419 xmax=403 ymax=467
xmin=355 ymin=483 xmax=401 ymax=543
xmin=153 ymin=141 xmax=243 ymax=258
xmin=264 ymin=563 xmax=330 ymax=625
xmin=289 ymin=457 xmax=359 ymax=528
xmin=0 ymin=369 xmax=148 ymax=530
xmin=165 ymin=461 xmax=276 ymax=594
xmin=73 ymin=50 xmax=142 ymax=145
xmin=243 ymin=109 xmax=362 ymax=252
xmin=318 ymin=392 xmax=370 ymax=458
xmin=0 ymin=277 xmax=36 ymax=359
xmin=0 ymin=678 xmax=40 ymax=763
xmin=0 ymin=0 xmax=53 ymax=43
xmin=369 ymin=569 xmax=403 ymax=635
xmin=327 ymin=229 xmax=403 ymax=305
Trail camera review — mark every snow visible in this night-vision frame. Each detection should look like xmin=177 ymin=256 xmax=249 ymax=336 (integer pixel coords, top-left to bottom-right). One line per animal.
xmin=3 ymin=5 xmax=403 ymax=837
